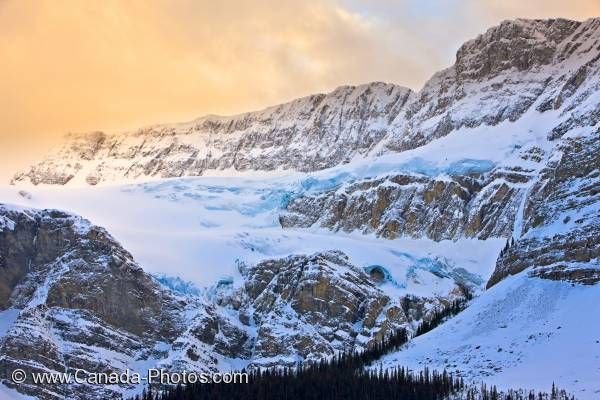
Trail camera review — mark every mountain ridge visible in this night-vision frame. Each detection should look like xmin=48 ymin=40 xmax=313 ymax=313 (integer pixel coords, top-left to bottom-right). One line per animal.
xmin=12 ymin=17 xmax=600 ymax=186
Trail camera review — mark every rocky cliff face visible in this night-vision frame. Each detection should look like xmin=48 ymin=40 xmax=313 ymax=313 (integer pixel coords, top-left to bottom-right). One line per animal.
xmin=280 ymin=168 xmax=529 ymax=241
xmin=280 ymin=18 xmax=600 ymax=246
xmin=488 ymin=130 xmax=600 ymax=287
xmin=0 ymin=205 xmax=207 ymax=399
xmin=12 ymin=83 xmax=413 ymax=185
xmin=225 ymin=251 xmax=471 ymax=368
xmin=0 ymin=205 xmax=471 ymax=399
xmin=281 ymin=116 xmax=599 ymax=284
xmin=384 ymin=19 xmax=585 ymax=150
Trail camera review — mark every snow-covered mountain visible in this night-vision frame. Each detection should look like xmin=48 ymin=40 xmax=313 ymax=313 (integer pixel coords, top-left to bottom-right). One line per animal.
xmin=1 ymin=17 xmax=599 ymax=400
xmin=11 ymin=83 xmax=413 ymax=185
xmin=369 ymin=91 xmax=599 ymax=399
xmin=11 ymin=18 xmax=600 ymax=187
xmin=0 ymin=204 xmax=476 ymax=399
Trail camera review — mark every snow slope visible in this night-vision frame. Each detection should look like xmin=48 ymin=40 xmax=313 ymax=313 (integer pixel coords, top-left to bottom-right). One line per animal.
xmin=375 ymin=272 xmax=600 ymax=399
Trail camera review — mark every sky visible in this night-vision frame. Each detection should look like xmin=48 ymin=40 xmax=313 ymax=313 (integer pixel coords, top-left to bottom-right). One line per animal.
xmin=1 ymin=0 xmax=599 ymax=180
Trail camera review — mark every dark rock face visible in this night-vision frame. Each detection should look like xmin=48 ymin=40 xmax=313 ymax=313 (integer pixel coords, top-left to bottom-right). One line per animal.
xmin=488 ymin=132 xmax=600 ymax=287
xmin=241 ymin=252 xmax=393 ymax=361
xmin=0 ymin=206 xmax=253 ymax=399
xmin=280 ymin=168 xmax=531 ymax=241
xmin=0 ymin=206 xmax=181 ymax=337
xmin=219 ymin=251 xmax=470 ymax=367
xmin=0 ymin=206 xmax=189 ymax=399
xmin=488 ymin=228 xmax=600 ymax=288
xmin=454 ymin=19 xmax=580 ymax=80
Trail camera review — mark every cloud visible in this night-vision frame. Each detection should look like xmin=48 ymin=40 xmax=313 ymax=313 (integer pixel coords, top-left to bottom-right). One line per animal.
xmin=471 ymin=0 xmax=600 ymax=21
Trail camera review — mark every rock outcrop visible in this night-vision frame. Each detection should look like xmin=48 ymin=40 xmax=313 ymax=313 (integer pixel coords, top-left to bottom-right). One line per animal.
xmin=384 ymin=18 xmax=590 ymax=151
xmin=488 ymin=131 xmax=600 ymax=287
xmin=222 ymin=251 xmax=470 ymax=367
xmin=0 ymin=205 xmax=210 ymax=399
xmin=280 ymin=168 xmax=530 ymax=241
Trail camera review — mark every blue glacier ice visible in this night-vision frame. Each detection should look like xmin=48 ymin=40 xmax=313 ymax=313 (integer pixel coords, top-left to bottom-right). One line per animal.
xmin=153 ymin=274 xmax=201 ymax=297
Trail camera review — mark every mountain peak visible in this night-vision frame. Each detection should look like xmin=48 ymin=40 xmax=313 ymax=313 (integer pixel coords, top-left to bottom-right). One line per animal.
xmin=454 ymin=18 xmax=583 ymax=80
